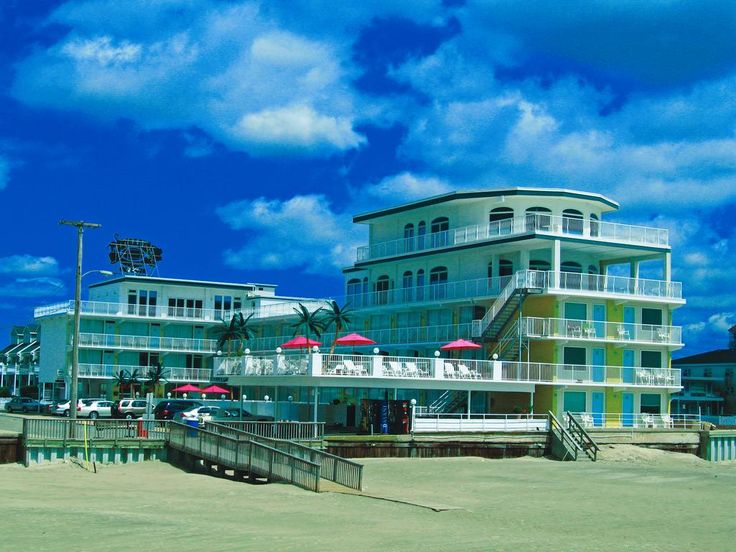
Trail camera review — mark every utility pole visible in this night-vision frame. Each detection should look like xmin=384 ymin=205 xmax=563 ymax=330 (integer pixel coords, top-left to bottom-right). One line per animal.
xmin=60 ymin=220 xmax=102 ymax=425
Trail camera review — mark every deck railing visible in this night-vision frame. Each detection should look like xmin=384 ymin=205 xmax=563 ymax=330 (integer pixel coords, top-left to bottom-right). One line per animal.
xmin=78 ymin=363 xmax=212 ymax=382
xmin=412 ymin=413 xmax=548 ymax=433
xmin=500 ymin=362 xmax=681 ymax=387
xmin=78 ymin=332 xmax=219 ymax=353
xmin=212 ymin=420 xmax=325 ymax=441
xmin=521 ymin=317 xmax=683 ymax=346
xmin=23 ymin=418 xmax=169 ymax=441
xmin=357 ymin=213 xmax=669 ymax=262
xmin=208 ymin=422 xmax=362 ymax=490
xmin=168 ymin=422 xmax=321 ymax=492
xmin=568 ymin=412 xmax=702 ymax=429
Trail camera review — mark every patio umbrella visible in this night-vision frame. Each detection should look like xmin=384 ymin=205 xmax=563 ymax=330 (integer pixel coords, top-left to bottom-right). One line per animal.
xmin=281 ymin=336 xmax=322 ymax=349
xmin=171 ymin=383 xmax=203 ymax=393
xmin=335 ymin=333 xmax=377 ymax=347
xmin=440 ymin=339 xmax=482 ymax=351
xmin=201 ymin=384 xmax=230 ymax=395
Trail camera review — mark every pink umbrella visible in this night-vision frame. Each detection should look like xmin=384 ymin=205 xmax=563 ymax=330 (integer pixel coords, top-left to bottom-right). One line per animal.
xmin=440 ymin=339 xmax=482 ymax=351
xmin=201 ymin=384 xmax=230 ymax=395
xmin=171 ymin=383 xmax=203 ymax=393
xmin=335 ymin=333 xmax=377 ymax=346
xmin=281 ymin=336 xmax=322 ymax=349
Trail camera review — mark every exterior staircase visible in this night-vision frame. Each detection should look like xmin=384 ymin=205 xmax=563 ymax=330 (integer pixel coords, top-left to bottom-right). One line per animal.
xmin=547 ymin=411 xmax=600 ymax=461
xmin=428 ymin=390 xmax=467 ymax=414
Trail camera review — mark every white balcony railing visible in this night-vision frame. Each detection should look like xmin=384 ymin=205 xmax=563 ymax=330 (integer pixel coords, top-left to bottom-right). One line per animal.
xmin=78 ymin=363 xmax=212 ymax=382
xmin=77 ymin=333 xmax=219 ymax=353
xmin=220 ymin=352 xmax=681 ymax=388
xmin=568 ymin=412 xmax=701 ymax=429
xmin=521 ymin=317 xmax=683 ymax=346
xmin=357 ymin=213 xmax=669 ymax=262
xmin=34 ymin=298 xmax=327 ymax=322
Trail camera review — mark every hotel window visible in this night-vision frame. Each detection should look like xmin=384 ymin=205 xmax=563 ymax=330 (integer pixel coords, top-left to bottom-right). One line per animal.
xmin=404 ymin=223 xmax=415 ymax=253
xmin=168 ymin=298 xmax=203 ymax=318
xmin=138 ymin=352 xmax=159 ymax=366
xmin=590 ymin=213 xmax=600 ymax=236
xmin=490 ymin=207 xmax=514 ymax=235
xmin=128 ymin=289 xmax=157 ymax=316
xmin=562 ymin=209 xmax=584 ymax=234
xmin=375 ymin=276 xmax=390 ymax=305
xmin=430 ymin=217 xmax=449 ymax=248
xmin=529 ymin=260 xmax=551 ymax=272
xmin=347 ymin=278 xmax=362 ymax=307
xmin=416 ymin=269 xmax=425 ymax=301
xmin=641 ymin=308 xmax=663 ymax=326
xmin=560 ymin=261 xmax=582 ymax=288
xmin=417 ymin=221 xmax=427 ymax=250
xmin=214 ymin=295 xmax=233 ymax=319
xmin=429 ymin=266 xmax=448 ymax=300
xmin=499 ymin=259 xmax=513 ymax=277
xmin=640 ymin=351 xmax=662 ymax=368
xmin=402 ymin=271 xmax=413 ymax=302
xmin=525 ymin=207 xmax=552 ymax=231
xmin=640 ymin=394 xmax=662 ymax=414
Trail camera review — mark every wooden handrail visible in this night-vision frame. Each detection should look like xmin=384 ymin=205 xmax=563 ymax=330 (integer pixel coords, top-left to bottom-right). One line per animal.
xmin=564 ymin=412 xmax=600 ymax=461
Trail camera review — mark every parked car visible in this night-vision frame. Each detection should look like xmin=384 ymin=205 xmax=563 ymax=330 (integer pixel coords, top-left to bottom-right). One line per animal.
xmin=153 ymin=400 xmax=203 ymax=420
xmin=111 ymin=399 xmax=149 ymax=419
xmin=179 ymin=405 xmax=223 ymax=424
xmin=5 ymin=396 xmax=41 ymax=413
xmin=217 ymin=408 xmax=275 ymax=422
xmin=77 ymin=400 xmax=115 ymax=419
xmin=53 ymin=398 xmax=105 ymax=417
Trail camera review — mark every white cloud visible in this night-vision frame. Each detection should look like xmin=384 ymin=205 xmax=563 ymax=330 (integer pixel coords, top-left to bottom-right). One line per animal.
xmin=217 ymin=195 xmax=365 ymax=274
xmin=0 ymin=277 xmax=66 ymax=298
xmin=364 ymin=172 xmax=453 ymax=202
xmin=0 ymin=255 xmax=59 ymax=276
xmin=232 ymin=104 xmax=365 ymax=152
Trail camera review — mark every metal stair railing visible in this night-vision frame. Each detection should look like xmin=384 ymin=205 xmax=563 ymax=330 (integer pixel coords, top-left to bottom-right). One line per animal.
xmin=490 ymin=319 xmax=520 ymax=360
xmin=207 ymin=422 xmax=363 ymax=491
xmin=428 ymin=390 xmax=453 ymax=413
xmin=564 ymin=412 xmax=600 ymax=461
xmin=473 ymin=270 xmax=546 ymax=338
xmin=548 ymin=411 xmax=582 ymax=461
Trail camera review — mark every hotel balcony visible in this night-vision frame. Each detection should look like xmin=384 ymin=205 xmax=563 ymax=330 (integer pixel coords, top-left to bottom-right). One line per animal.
xmin=77 ymin=333 xmax=219 ymax=354
xmin=521 ymin=317 xmax=683 ymax=347
xmin=356 ymin=213 xmax=669 ymax=262
xmin=217 ymin=353 xmax=681 ymax=389
xmin=34 ymin=298 xmax=327 ymax=323
xmin=77 ymin=363 xmax=212 ymax=382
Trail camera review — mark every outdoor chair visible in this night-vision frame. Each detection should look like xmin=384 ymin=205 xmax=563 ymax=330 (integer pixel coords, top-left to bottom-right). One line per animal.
xmin=444 ymin=362 xmax=457 ymax=378
xmin=656 ymin=328 xmax=671 ymax=342
xmin=640 ymin=414 xmax=655 ymax=428
xmin=386 ymin=360 xmax=403 ymax=376
xmin=636 ymin=370 xmax=652 ymax=385
xmin=458 ymin=364 xmax=481 ymax=379
xmin=583 ymin=325 xmax=597 ymax=339
xmin=344 ymin=359 xmax=366 ymax=376
xmin=580 ymin=413 xmax=594 ymax=428
xmin=661 ymin=414 xmax=674 ymax=429
xmin=616 ymin=326 xmax=630 ymax=340
xmin=567 ymin=323 xmax=583 ymax=338
xmin=404 ymin=362 xmax=422 ymax=377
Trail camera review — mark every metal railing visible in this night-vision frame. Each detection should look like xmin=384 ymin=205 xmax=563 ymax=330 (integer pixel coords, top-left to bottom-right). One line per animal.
xmin=548 ymin=411 xmax=582 ymax=460
xmin=500 ymin=362 xmax=682 ymax=387
xmin=208 ymin=423 xmax=362 ymax=490
xmin=77 ymin=363 xmax=213 ymax=382
xmin=34 ymin=298 xmax=328 ymax=322
xmin=212 ymin=420 xmax=325 ymax=441
xmin=521 ymin=317 xmax=683 ymax=346
xmin=356 ymin=213 xmax=669 ymax=262
xmin=568 ymin=412 xmax=702 ymax=429
xmin=78 ymin=332 xmax=219 ymax=353
xmin=23 ymin=418 xmax=169 ymax=441
xmin=564 ymin=411 xmax=599 ymax=461
xmin=168 ymin=422 xmax=321 ymax=492
xmin=413 ymin=413 xmax=548 ymax=433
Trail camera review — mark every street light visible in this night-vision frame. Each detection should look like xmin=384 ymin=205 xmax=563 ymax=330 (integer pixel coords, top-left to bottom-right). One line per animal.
xmin=60 ymin=220 xmax=103 ymax=425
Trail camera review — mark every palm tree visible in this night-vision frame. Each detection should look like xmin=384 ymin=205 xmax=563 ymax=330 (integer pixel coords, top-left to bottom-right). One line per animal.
xmin=291 ymin=303 xmax=325 ymax=348
xmin=145 ymin=362 xmax=168 ymax=397
xmin=322 ymin=300 xmax=353 ymax=354
xmin=213 ymin=313 xmax=254 ymax=356
xmin=113 ymin=369 xmax=129 ymax=399
xmin=128 ymin=368 xmax=141 ymax=398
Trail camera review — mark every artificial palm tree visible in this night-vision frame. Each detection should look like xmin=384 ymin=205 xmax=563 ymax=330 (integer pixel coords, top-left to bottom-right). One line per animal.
xmin=128 ymin=368 xmax=141 ymax=398
xmin=113 ymin=369 xmax=129 ymax=399
xmin=322 ymin=300 xmax=353 ymax=354
xmin=291 ymin=303 xmax=325 ymax=348
xmin=213 ymin=313 xmax=254 ymax=356
xmin=145 ymin=362 xmax=168 ymax=397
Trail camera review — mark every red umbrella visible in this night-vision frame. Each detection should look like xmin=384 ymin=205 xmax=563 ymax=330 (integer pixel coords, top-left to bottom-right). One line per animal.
xmin=171 ymin=383 xmax=203 ymax=393
xmin=335 ymin=333 xmax=377 ymax=346
xmin=201 ymin=384 xmax=230 ymax=395
xmin=281 ymin=336 xmax=322 ymax=349
xmin=440 ymin=339 xmax=482 ymax=351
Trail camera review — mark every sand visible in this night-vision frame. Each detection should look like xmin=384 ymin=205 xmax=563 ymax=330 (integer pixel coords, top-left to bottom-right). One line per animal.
xmin=2 ymin=447 xmax=734 ymax=552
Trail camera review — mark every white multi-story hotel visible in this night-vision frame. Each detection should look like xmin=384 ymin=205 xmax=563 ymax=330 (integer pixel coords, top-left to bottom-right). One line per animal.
xmin=34 ymin=187 xmax=684 ymax=425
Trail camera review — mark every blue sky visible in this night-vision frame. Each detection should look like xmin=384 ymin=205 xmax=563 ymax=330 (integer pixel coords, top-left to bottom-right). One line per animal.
xmin=1 ymin=0 xmax=735 ymax=355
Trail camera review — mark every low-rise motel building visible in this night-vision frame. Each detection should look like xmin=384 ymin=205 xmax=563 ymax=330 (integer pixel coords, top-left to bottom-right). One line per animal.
xmin=33 ymin=188 xmax=684 ymax=426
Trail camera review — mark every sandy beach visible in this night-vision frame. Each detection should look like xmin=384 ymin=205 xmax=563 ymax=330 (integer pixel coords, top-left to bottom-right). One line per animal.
xmin=2 ymin=446 xmax=734 ymax=551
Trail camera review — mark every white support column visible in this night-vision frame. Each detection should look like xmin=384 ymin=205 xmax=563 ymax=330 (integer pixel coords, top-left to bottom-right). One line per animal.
xmin=664 ymin=252 xmax=671 ymax=282
xmin=551 ymin=240 xmax=561 ymax=274
xmin=433 ymin=352 xmax=444 ymax=379
xmin=520 ymin=249 xmax=530 ymax=271
xmin=312 ymin=386 xmax=319 ymax=425
xmin=309 ymin=352 xmax=322 ymax=376
xmin=274 ymin=386 xmax=279 ymax=421
xmin=467 ymin=390 xmax=472 ymax=419
xmin=372 ymin=355 xmax=383 ymax=377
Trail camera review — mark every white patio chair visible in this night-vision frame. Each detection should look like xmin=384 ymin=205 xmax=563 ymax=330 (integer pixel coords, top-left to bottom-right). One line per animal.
xmin=344 ymin=359 xmax=366 ymax=375
xmin=636 ymin=370 xmax=651 ymax=385
xmin=385 ymin=361 xmax=403 ymax=376
xmin=661 ymin=414 xmax=673 ymax=429
xmin=640 ymin=414 xmax=655 ymax=428
xmin=581 ymin=413 xmax=594 ymax=428
xmin=567 ymin=322 xmax=583 ymax=338
xmin=617 ymin=325 xmax=630 ymax=340
xmin=583 ymin=325 xmax=597 ymax=339
xmin=404 ymin=362 xmax=421 ymax=377
xmin=657 ymin=328 xmax=671 ymax=342
xmin=444 ymin=362 xmax=457 ymax=379
xmin=458 ymin=364 xmax=481 ymax=379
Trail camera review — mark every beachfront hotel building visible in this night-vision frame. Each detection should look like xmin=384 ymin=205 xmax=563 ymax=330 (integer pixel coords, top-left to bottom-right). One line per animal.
xmin=33 ymin=187 xmax=685 ymax=425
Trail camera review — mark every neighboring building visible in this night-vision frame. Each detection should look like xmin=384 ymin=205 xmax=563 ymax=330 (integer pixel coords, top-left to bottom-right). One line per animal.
xmin=34 ymin=187 xmax=685 ymax=425
xmin=671 ymin=326 xmax=736 ymax=416
xmin=0 ymin=325 xmax=40 ymax=395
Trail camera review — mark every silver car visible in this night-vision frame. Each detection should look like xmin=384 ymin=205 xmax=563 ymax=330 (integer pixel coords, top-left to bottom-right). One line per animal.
xmin=77 ymin=400 xmax=114 ymax=419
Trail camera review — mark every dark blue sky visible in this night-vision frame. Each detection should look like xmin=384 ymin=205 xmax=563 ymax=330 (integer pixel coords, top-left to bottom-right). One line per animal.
xmin=2 ymin=0 xmax=736 ymax=355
